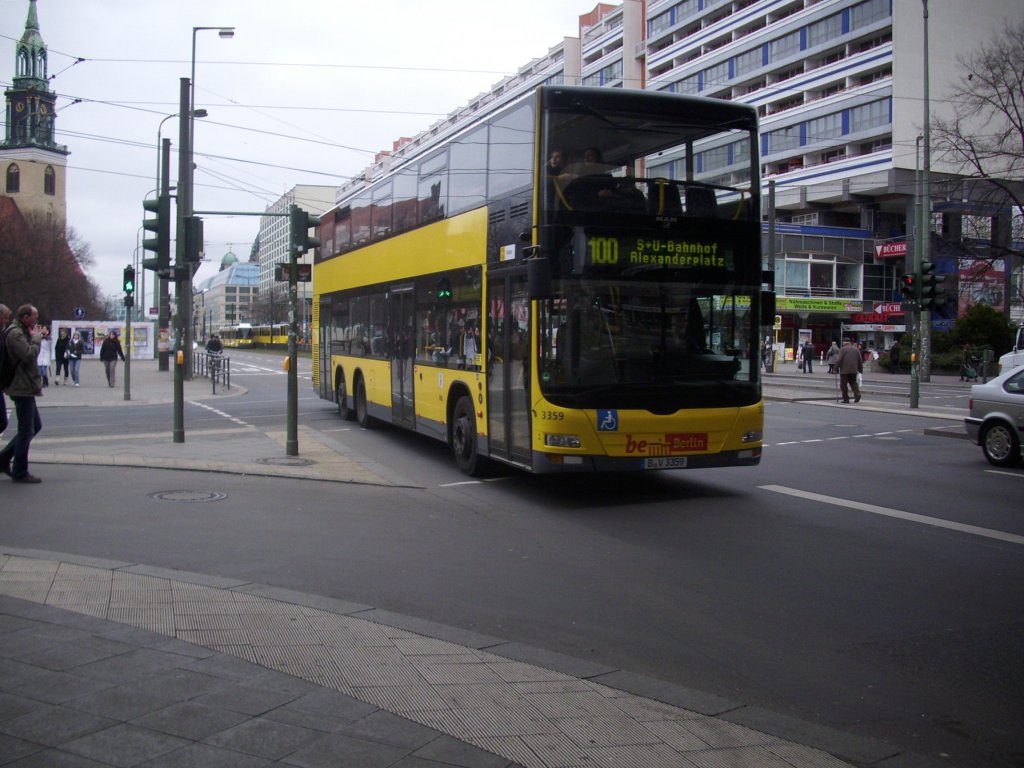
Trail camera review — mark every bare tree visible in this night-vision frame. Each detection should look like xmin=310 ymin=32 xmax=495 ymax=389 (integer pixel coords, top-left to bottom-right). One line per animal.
xmin=933 ymin=18 xmax=1024 ymax=278
xmin=0 ymin=210 xmax=105 ymax=323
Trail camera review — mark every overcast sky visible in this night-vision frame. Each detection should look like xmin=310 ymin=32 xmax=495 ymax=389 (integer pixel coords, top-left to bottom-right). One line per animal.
xmin=1 ymin=0 xmax=591 ymax=307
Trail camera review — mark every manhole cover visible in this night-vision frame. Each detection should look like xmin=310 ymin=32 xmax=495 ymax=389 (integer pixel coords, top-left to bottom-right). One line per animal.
xmin=149 ymin=490 xmax=228 ymax=503
xmin=255 ymin=456 xmax=315 ymax=467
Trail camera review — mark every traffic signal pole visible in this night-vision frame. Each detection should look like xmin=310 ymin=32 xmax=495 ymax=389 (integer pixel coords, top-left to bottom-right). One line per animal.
xmin=158 ymin=138 xmax=171 ymax=372
xmin=173 ymin=78 xmax=189 ymax=443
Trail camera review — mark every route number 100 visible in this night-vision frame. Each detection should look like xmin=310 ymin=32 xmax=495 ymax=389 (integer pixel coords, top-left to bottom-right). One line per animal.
xmin=588 ymin=237 xmax=619 ymax=265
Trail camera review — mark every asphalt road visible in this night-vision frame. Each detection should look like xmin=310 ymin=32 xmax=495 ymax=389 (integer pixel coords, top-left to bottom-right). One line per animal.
xmin=9 ymin=351 xmax=1023 ymax=768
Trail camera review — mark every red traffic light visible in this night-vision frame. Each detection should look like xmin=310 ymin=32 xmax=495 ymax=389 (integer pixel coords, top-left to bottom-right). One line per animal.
xmin=901 ymin=273 xmax=917 ymax=288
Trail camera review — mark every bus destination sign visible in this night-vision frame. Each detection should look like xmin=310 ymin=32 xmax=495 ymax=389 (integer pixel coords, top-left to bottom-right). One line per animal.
xmin=586 ymin=235 xmax=732 ymax=270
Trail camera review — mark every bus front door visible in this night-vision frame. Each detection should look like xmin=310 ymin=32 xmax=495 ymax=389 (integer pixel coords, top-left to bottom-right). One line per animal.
xmin=486 ymin=272 xmax=531 ymax=465
xmin=389 ymin=286 xmax=415 ymax=429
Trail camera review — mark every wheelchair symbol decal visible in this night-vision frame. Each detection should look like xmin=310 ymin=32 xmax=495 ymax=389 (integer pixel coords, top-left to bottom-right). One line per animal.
xmin=597 ymin=409 xmax=618 ymax=431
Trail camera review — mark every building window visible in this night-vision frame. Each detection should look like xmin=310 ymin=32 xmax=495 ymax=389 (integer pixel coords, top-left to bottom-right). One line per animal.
xmin=851 ymin=0 xmax=890 ymax=29
xmin=850 ymin=99 xmax=890 ymax=132
xmin=807 ymin=13 xmax=842 ymax=48
xmin=807 ymin=112 xmax=843 ymax=142
xmin=734 ymin=47 xmax=763 ymax=77
xmin=5 ymin=163 xmax=19 ymax=193
xmin=767 ymin=127 xmax=801 ymax=154
xmin=44 ymin=166 xmax=55 ymax=195
xmin=703 ymin=60 xmax=730 ymax=90
xmin=769 ymin=30 xmax=801 ymax=63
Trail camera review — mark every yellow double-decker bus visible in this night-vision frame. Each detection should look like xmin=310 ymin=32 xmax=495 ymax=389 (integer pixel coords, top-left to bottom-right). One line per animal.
xmin=313 ymin=86 xmax=771 ymax=475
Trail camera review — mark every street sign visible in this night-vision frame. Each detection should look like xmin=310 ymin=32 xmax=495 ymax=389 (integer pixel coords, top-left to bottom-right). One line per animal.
xmin=73 ymin=306 xmax=86 ymax=319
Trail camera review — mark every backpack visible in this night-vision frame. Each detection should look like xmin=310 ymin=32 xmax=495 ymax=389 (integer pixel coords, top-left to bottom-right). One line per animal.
xmin=0 ymin=327 xmax=16 ymax=392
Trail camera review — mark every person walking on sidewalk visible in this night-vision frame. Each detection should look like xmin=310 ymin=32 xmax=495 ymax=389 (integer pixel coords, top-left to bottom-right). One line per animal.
xmin=836 ymin=338 xmax=862 ymax=404
xmin=68 ymin=331 xmax=84 ymax=386
xmin=825 ymin=341 xmax=839 ymax=374
xmin=0 ymin=303 xmax=10 ymax=437
xmin=36 ymin=326 xmax=52 ymax=387
xmin=888 ymin=339 xmax=901 ymax=374
xmin=99 ymin=330 xmax=125 ymax=388
xmin=53 ymin=327 xmax=70 ymax=385
xmin=800 ymin=340 xmax=815 ymax=373
xmin=0 ymin=304 xmax=44 ymax=483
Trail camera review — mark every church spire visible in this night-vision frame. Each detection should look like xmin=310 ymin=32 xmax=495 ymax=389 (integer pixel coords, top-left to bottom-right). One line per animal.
xmin=15 ymin=0 xmax=48 ymax=87
xmin=3 ymin=0 xmax=65 ymax=153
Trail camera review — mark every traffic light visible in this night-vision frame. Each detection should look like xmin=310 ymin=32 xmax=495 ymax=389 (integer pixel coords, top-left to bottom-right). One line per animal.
xmin=919 ymin=260 xmax=947 ymax=311
xmin=900 ymin=272 xmax=919 ymax=311
xmin=183 ymin=216 xmax=204 ymax=263
xmin=141 ymin=194 xmax=170 ymax=272
xmin=289 ymin=205 xmax=321 ymax=256
xmin=123 ymin=265 xmax=135 ymax=296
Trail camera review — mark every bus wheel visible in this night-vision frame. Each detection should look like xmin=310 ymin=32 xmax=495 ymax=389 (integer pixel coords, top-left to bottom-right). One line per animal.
xmin=451 ymin=396 xmax=483 ymax=476
xmin=336 ymin=378 xmax=353 ymax=421
xmin=355 ymin=376 xmax=374 ymax=429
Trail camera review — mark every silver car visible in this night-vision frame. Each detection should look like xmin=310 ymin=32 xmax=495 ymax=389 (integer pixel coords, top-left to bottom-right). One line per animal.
xmin=965 ymin=367 xmax=1024 ymax=467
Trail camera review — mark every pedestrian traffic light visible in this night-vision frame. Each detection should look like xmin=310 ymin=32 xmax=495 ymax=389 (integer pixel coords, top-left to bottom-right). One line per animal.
xmin=123 ymin=265 xmax=135 ymax=296
xmin=289 ymin=204 xmax=321 ymax=256
xmin=919 ymin=260 xmax=947 ymax=311
xmin=141 ymin=194 xmax=170 ymax=272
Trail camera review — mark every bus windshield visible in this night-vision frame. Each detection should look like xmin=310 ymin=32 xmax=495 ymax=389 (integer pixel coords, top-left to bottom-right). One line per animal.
xmin=537 ymin=279 xmax=757 ymax=411
xmin=535 ymin=88 xmax=761 ymax=410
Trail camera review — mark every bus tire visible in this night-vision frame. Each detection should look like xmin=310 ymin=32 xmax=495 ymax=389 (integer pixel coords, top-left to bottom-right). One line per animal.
xmin=336 ymin=376 xmax=353 ymax=421
xmin=355 ymin=375 xmax=374 ymax=429
xmin=451 ymin=395 xmax=483 ymax=476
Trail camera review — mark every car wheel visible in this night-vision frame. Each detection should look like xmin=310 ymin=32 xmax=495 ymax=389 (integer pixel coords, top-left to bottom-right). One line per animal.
xmin=355 ymin=376 xmax=374 ymax=429
xmin=451 ymin=395 xmax=484 ymax=476
xmin=981 ymin=421 xmax=1021 ymax=467
xmin=336 ymin=377 xmax=353 ymax=421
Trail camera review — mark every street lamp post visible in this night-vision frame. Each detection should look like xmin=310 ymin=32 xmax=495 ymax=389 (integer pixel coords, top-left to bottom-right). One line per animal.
xmin=172 ymin=24 xmax=233 ymax=442
xmin=156 ymin=109 xmax=205 ymax=372
xmin=184 ymin=26 xmax=234 ymax=378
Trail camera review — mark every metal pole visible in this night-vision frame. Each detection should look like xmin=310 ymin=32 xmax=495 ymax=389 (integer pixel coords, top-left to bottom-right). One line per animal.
xmin=911 ymin=135 xmax=922 ymax=408
xmin=158 ymin=137 xmax=171 ymax=372
xmin=123 ymin=300 xmax=131 ymax=401
xmin=173 ymin=77 xmax=189 ymax=443
xmin=920 ymin=0 xmax=932 ymax=382
xmin=286 ymin=204 xmax=299 ymax=457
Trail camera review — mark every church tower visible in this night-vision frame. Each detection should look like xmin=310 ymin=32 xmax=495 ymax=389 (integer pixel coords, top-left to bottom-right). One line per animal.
xmin=1 ymin=0 xmax=69 ymax=224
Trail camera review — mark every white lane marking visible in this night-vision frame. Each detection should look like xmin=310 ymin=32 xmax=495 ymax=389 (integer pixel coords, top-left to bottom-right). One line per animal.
xmin=759 ymin=485 xmax=1024 ymax=546
xmin=765 ymin=429 xmax=914 ymax=447
xmin=985 ymin=470 xmax=1024 ymax=480
xmin=189 ymin=401 xmax=252 ymax=428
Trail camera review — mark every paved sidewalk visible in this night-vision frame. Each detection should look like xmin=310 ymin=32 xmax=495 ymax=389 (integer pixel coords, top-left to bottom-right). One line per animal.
xmin=29 ymin=359 xmax=403 ymax=487
xmin=0 ymin=549 xmax=883 ymax=768
xmin=0 ymin=360 xmax=953 ymax=766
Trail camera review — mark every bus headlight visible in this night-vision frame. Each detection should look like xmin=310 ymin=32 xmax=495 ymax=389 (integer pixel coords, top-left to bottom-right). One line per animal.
xmin=545 ymin=434 xmax=581 ymax=449
xmin=740 ymin=431 xmax=762 ymax=443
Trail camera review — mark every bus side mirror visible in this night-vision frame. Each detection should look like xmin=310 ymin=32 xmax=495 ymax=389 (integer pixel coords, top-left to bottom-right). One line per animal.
xmin=760 ymin=291 xmax=776 ymax=326
xmin=527 ymin=255 xmax=552 ymax=300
